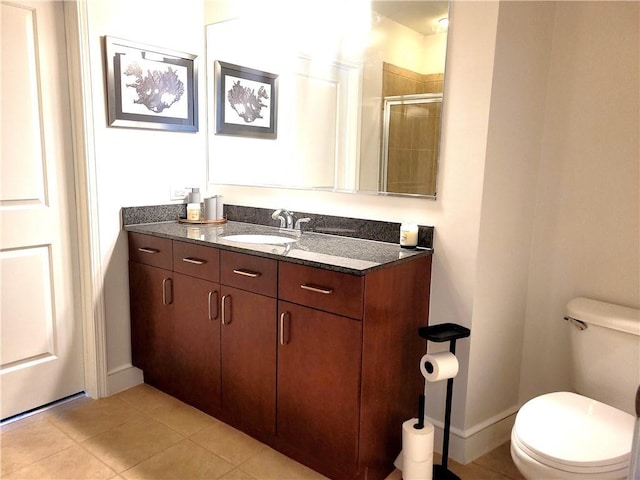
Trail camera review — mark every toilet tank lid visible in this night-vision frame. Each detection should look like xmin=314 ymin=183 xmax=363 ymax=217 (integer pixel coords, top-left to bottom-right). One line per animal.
xmin=566 ymin=297 xmax=639 ymax=336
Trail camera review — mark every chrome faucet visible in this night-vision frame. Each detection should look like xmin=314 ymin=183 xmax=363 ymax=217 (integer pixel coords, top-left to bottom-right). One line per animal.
xmin=294 ymin=217 xmax=311 ymax=231
xmin=271 ymin=209 xmax=294 ymax=229
xmin=272 ymin=209 xmax=311 ymax=234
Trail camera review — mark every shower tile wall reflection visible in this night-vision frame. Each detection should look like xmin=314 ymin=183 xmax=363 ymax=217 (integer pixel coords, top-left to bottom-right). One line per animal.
xmin=382 ymin=63 xmax=444 ymax=195
xmin=386 ymin=103 xmax=441 ymax=195
xmin=383 ymin=62 xmax=444 ymax=95
xmin=382 ymin=63 xmax=443 ymax=195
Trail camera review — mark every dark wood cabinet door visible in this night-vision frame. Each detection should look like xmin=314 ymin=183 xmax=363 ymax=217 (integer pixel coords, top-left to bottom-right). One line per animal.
xmin=277 ymin=301 xmax=362 ymax=472
xmin=172 ymin=272 xmax=221 ymax=415
xmin=128 ymin=261 xmax=174 ymax=393
xmin=220 ymin=285 xmax=276 ymax=436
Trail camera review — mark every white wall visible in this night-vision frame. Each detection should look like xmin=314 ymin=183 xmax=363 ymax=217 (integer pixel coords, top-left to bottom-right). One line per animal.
xmin=519 ymin=1 xmax=640 ymax=403
xmin=461 ymin=1 xmax=639 ymax=459
xmin=81 ymin=0 xmax=639 ymax=465
xmin=464 ymin=0 xmax=556 ymax=438
xmin=82 ymin=0 xmax=206 ymax=386
xmin=423 ymin=32 xmax=448 ymax=74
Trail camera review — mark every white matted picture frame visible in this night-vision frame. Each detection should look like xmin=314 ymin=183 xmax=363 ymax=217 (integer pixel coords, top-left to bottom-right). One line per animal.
xmin=214 ymin=61 xmax=278 ymax=139
xmin=104 ymin=36 xmax=198 ymax=132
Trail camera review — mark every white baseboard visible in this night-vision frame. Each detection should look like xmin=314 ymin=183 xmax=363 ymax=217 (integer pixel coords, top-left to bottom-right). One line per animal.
xmin=427 ymin=405 xmax=519 ymax=464
xmin=107 ymin=364 xmax=143 ymax=396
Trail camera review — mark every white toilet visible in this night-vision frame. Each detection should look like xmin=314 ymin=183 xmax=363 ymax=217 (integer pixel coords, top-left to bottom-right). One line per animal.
xmin=511 ymin=297 xmax=639 ymax=479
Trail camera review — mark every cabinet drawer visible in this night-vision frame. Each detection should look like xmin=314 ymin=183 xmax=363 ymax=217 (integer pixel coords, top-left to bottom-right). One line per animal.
xmin=278 ymin=262 xmax=364 ymax=319
xmin=220 ymin=250 xmax=277 ymax=298
xmin=128 ymin=232 xmax=172 ymax=270
xmin=173 ymin=240 xmax=220 ymax=282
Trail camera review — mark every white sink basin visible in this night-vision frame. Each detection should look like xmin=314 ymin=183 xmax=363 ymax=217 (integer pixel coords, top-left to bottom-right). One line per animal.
xmin=222 ymin=234 xmax=297 ymax=245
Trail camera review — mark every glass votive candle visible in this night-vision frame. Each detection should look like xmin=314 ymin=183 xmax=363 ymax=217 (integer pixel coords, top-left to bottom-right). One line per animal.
xmin=400 ymin=223 xmax=419 ymax=248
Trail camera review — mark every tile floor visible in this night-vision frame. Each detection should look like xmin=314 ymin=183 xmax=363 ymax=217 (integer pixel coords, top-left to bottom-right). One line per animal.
xmin=1 ymin=384 xmax=524 ymax=479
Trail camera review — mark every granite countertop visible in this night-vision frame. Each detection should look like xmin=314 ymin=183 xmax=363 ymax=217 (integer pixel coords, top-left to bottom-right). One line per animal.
xmin=125 ymin=221 xmax=432 ymax=275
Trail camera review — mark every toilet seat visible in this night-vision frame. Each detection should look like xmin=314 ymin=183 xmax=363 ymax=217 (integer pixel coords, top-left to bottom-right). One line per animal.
xmin=512 ymin=391 xmax=634 ymax=475
xmin=511 ymin=431 xmax=630 ymax=480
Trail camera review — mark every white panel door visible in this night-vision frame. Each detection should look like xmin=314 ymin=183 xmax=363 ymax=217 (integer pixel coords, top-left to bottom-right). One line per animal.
xmin=294 ymin=57 xmax=361 ymax=190
xmin=0 ymin=0 xmax=84 ymax=420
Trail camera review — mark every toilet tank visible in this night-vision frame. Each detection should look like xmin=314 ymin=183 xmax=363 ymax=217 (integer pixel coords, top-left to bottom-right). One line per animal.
xmin=566 ymin=297 xmax=640 ymax=415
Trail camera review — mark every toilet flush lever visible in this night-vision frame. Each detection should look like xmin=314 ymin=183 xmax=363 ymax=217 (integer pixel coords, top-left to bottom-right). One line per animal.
xmin=563 ymin=316 xmax=588 ymax=330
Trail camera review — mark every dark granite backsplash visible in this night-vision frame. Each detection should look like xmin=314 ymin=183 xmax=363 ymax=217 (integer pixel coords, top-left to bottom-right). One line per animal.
xmin=122 ymin=203 xmax=433 ymax=249
xmin=121 ymin=203 xmax=187 ymax=225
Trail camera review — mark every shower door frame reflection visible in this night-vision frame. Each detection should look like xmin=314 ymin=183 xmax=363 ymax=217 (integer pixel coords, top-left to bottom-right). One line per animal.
xmin=381 ymin=93 xmax=443 ymax=198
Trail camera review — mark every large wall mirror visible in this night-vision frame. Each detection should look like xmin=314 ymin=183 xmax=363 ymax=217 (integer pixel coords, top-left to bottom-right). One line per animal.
xmin=205 ymin=1 xmax=449 ymax=199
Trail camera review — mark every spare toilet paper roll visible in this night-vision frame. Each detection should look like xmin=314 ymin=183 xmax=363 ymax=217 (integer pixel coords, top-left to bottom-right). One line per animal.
xmin=404 ymin=457 xmax=433 ymax=480
xmin=420 ymin=352 xmax=459 ymax=382
xmin=402 ymin=418 xmax=434 ymax=466
xmin=402 ymin=418 xmax=434 ymax=480
xmin=402 ymin=418 xmax=434 ymax=462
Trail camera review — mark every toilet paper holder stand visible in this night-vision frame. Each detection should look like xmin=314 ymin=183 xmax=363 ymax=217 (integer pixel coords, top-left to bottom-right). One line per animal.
xmin=418 ymin=323 xmax=470 ymax=480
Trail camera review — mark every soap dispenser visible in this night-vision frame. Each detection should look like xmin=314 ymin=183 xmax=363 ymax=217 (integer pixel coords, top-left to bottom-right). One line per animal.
xmin=187 ymin=187 xmax=201 ymax=221
xmin=188 ymin=187 xmax=201 ymax=204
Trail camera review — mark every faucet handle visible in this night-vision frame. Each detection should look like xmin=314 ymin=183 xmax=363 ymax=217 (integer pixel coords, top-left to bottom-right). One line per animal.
xmin=271 ymin=209 xmax=286 ymax=228
xmin=294 ymin=217 xmax=311 ymax=231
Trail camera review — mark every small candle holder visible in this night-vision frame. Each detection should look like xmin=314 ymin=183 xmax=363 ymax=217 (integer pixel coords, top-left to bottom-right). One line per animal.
xmin=400 ymin=223 xmax=419 ymax=248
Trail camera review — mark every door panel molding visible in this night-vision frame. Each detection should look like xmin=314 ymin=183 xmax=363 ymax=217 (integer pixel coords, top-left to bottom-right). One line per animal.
xmin=1 ymin=246 xmax=56 ymax=371
xmin=0 ymin=2 xmax=48 ymax=206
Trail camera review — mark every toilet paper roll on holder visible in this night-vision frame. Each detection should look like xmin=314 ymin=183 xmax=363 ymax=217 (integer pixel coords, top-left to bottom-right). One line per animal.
xmin=418 ymin=323 xmax=470 ymax=480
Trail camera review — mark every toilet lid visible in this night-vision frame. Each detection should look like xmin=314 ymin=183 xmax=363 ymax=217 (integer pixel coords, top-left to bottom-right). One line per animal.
xmin=514 ymin=392 xmax=634 ymax=472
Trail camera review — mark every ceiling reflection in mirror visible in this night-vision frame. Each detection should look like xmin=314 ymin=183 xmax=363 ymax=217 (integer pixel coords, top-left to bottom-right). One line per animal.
xmin=205 ymin=1 xmax=449 ymax=198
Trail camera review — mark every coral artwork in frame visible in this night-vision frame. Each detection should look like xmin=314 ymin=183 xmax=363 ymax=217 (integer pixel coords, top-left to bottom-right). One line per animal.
xmin=104 ymin=36 xmax=198 ymax=132
xmin=214 ymin=61 xmax=278 ymax=139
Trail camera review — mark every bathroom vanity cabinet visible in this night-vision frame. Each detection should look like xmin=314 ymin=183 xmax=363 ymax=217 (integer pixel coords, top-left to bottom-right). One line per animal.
xmin=276 ymin=262 xmax=365 ymax=476
xmin=219 ymin=250 xmax=278 ymax=438
xmin=276 ymin=303 xmax=362 ymax=474
xmin=127 ymin=229 xmax=432 ymax=480
xmin=172 ymin=241 xmax=221 ymax=414
xmin=128 ymin=234 xmax=174 ymax=393
xmin=128 ymin=234 xmax=222 ymax=413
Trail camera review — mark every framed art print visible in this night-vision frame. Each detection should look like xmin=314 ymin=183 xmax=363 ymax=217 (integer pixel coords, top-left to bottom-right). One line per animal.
xmin=104 ymin=36 xmax=198 ymax=132
xmin=214 ymin=61 xmax=278 ymax=139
